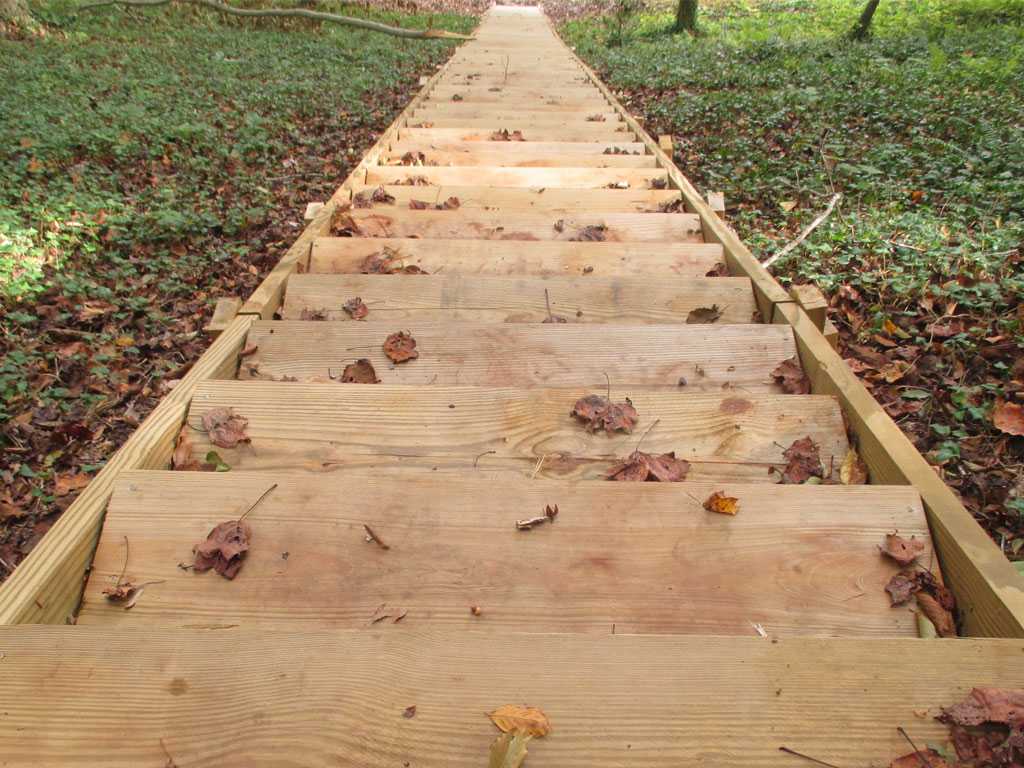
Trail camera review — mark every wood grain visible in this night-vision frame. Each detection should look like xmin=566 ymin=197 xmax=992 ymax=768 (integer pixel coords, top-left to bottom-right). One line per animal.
xmin=308 ymin=237 xmax=723 ymax=277
xmin=401 ymin=125 xmax=637 ymax=143
xmin=80 ymin=470 xmax=927 ymax=635
xmin=324 ymin=209 xmax=703 ymax=241
xmin=1 ymin=625 xmax=1021 ymax=767
xmin=185 ymin=380 xmax=849 ymax=482
xmin=354 ymin=184 xmax=681 ymax=212
xmin=281 ymin=273 xmax=757 ymax=324
xmin=365 ymin=166 xmax=666 ymax=190
xmin=383 ymin=142 xmax=655 ymax=167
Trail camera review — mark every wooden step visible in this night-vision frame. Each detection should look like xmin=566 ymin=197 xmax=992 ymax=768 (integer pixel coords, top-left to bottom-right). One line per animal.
xmin=402 ymin=126 xmax=636 ymax=143
xmin=307 ymin=237 xmax=724 ymax=278
xmin=352 ymin=184 xmax=680 ymax=213
xmin=419 ymin=97 xmax=611 ymax=112
xmin=365 ymin=166 xmax=666 ymax=190
xmin=81 ymin=471 xmax=927 ymax=636
xmin=429 ymin=85 xmax=608 ymax=103
xmin=185 ymin=381 xmax=848 ymax=482
xmin=388 ymin=138 xmax=648 ymax=157
xmin=242 ymin=321 xmax=795 ymax=391
xmin=5 ymin=626 xmax=1015 ymax=767
xmin=382 ymin=144 xmax=656 ymax=167
xmin=327 ymin=209 xmax=703 ymax=240
xmin=281 ymin=273 xmax=756 ymax=324
xmin=414 ymin=108 xmax=621 ymax=123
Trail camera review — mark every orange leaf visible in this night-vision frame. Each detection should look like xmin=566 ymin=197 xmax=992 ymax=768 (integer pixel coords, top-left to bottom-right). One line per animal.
xmin=703 ymin=491 xmax=739 ymax=516
xmin=487 ymin=705 xmax=552 ymax=737
xmin=992 ymin=400 xmax=1024 ymax=436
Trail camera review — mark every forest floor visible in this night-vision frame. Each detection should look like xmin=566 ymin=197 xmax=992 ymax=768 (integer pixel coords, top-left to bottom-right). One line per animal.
xmin=0 ymin=1 xmax=474 ymax=577
xmin=560 ymin=0 xmax=1024 ymax=566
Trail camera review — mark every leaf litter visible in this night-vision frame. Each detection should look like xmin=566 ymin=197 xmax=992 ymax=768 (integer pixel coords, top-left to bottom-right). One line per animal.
xmin=192 ymin=483 xmax=276 ymax=580
xmin=200 ymin=407 xmax=251 ymax=449
xmin=383 ymin=331 xmax=419 ymax=363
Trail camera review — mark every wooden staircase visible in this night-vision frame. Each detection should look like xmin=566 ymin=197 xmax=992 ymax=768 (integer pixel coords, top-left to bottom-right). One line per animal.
xmin=2 ymin=6 xmax=1023 ymax=766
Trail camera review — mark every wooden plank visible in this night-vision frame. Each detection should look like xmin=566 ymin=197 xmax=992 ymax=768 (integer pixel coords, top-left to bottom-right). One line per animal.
xmin=0 ymin=315 xmax=254 ymax=625
xmin=707 ymin=190 xmax=726 ymax=217
xmin=791 ymin=283 xmax=829 ymax=330
xmin=81 ymin=471 xmax=926 ymax=636
xmin=401 ymin=126 xmax=636 ymax=143
xmin=303 ymin=201 xmax=324 ymax=221
xmin=4 ymin=626 xmax=1019 ymax=767
xmin=329 ymin=209 xmax=702 ymax=241
xmin=203 ymin=296 xmax=241 ymax=337
xmin=365 ymin=166 xmax=666 ymax=190
xmin=308 ymin=237 xmax=724 ymax=278
xmin=383 ymin=145 xmax=656 ymax=168
xmin=357 ymin=184 xmax=680 ymax=213
xmin=429 ymin=85 xmax=609 ymax=103
xmin=415 ymin=108 xmax=621 ymax=123
xmin=185 ymin=381 xmax=849 ymax=483
xmin=774 ymin=302 xmax=1024 ymax=637
xmin=242 ymin=321 xmax=796 ymax=391
xmin=419 ymin=97 xmax=611 ymax=112
xmin=281 ymin=273 xmax=757 ymax=324
xmin=389 ymin=138 xmax=647 ymax=157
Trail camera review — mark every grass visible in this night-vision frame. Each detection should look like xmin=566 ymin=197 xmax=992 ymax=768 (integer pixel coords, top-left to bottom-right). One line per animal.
xmin=0 ymin=1 xmax=472 ymax=572
xmin=563 ymin=0 xmax=1024 ymax=556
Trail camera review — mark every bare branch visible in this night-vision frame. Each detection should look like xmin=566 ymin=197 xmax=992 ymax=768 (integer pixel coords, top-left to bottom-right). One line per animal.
xmin=762 ymin=193 xmax=842 ymax=270
xmin=75 ymin=0 xmax=473 ymax=40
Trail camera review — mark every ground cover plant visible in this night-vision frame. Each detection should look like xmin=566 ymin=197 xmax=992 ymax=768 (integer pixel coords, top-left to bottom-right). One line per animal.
xmin=0 ymin=0 xmax=474 ymax=577
xmin=561 ymin=0 xmax=1024 ymax=564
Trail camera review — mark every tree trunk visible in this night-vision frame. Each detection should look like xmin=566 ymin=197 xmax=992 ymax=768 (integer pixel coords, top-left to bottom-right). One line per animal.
xmin=0 ymin=0 xmax=30 ymax=22
xmin=674 ymin=0 xmax=698 ymax=34
xmin=849 ymin=0 xmax=880 ymax=40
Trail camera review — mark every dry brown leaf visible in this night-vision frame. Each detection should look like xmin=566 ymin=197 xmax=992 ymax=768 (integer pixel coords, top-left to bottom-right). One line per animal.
xmin=586 ymin=113 xmax=606 ymax=121
xmin=439 ymin=196 xmax=460 ymax=210
xmin=889 ymin=749 xmax=952 ymax=768
xmin=201 ymin=407 xmax=251 ymax=449
xmin=53 ymin=472 xmax=91 ymax=497
xmin=193 ymin=520 xmax=252 ymax=579
xmin=172 ymin=425 xmax=200 ymax=470
xmin=383 ymin=331 xmax=419 ymax=363
xmin=840 ymin=448 xmax=868 ymax=484
xmin=570 ymin=394 xmax=638 ymax=434
xmin=885 ymin=572 xmax=918 ymax=606
xmin=402 ymin=705 xmax=417 ymax=719
xmin=686 ymin=305 xmax=723 ymax=324
xmin=300 ymin=307 xmax=328 ymax=320
xmin=881 ymin=533 xmax=925 ymax=565
xmin=607 ymin=450 xmax=690 ymax=482
xmin=992 ymin=400 xmax=1024 ymax=436
xmin=409 ymin=199 xmax=430 ymax=210
xmin=916 ymin=592 xmax=957 ymax=637
xmin=771 ymin=356 xmax=811 ymax=394
xmin=940 ymin=687 xmax=1024 ymax=727
xmin=488 ymin=732 xmax=531 ymax=768
xmin=705 ymin=262 xmax=730 ymax=277
xmin=569 ymin=224 xmax=607 ymax=242
xmin=491 ymin=129 xmax=526 ymax=142
xmin=340 ymin=359 xmax=380 ymax=384
xmin=780 ymin=436 xmax=823 ymax=484
xmin=488 ymin=705 xmax=552 ymax=737
xmin=703 ymin=490 xmax=739 ymax=516
xmin=343 ymin=297 xmax=368 ymax=320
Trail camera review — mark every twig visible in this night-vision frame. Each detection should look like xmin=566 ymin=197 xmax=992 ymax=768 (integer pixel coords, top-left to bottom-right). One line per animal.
xmin=778 ymin=746 xmax=843 ymax=768
xmin=474 ymin=449 xmax=497 ymax=467
xmin=632 ymin=417 xmax=661 ymax=455
xmin=515 ymin=515 xmax=549 ymax=531
xmin=363 ymin=524 xmax=390 ymax=550
xmin=762 ymin=193 xmax=842 ymax=269
xmin=237 ymin=483 xmax=278 ymax=524
xmin=530 ymin=454 xmax=547 ymax=479
xmin=896 ymin=727 xmax=932 ymax=768
xmin=544 ymin=288 xmax=555 ymax=322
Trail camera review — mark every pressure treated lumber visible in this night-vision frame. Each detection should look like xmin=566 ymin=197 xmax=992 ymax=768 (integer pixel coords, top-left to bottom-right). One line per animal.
xmin=355 ymin=184 xmax=681 ymax=212
xmin=365 ymin=166 xmax=666 ymax=189
xmin=329 ymin=209 xmax=703 ymax=241
xmin=281 ymin=273 xmax=756 ymax=324
xmin=308 ymin=237 xmax=724 ymax=277
xmin=185 ymin=380 xmax=849 ymax=482
xmin=80 ymin=471 xmax=927 ymax=635
xmin=242 ymin=321 xmax=796 ymax=391
xmin=3 ymin=625 xmax=1022 ymax=767
xmin=414 ymin=109 xmax=621 ymax=124
xmin=401 ymin=126 xmax=636 ymax=143
xmin=384 ymin=142 xmax=656 ymax=167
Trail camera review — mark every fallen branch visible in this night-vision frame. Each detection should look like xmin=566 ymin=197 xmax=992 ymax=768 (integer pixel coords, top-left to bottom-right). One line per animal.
xmin=762 ymin=193 xmax=842 ymax=269
xmin=75 ymin=0 xmax=473 ymax=39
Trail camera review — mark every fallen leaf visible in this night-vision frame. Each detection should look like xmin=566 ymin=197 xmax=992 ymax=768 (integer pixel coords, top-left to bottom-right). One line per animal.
xmin=488 ymin=732 xmax=531 ymax=768
xmin=488 ymin=705 xmax=552 ymax=737
xmin=402 ymin=705 xmax=417 ymax=719
xmin=687 ymin=305 xmax=723 ymax=324
xmin=607 ymin=450 xmax=690 ymax=482
xmin=779 ymin=200 xmax=797 ymax=212
xmin=839 ymin=448 xmax=868 ymax=484
xmin=409 ymin=199 xmax=430 ymax=210
xmin=193 ymin=520 xmax=252 ymax=579
xmin=383 ymin=331 xmax=419 ymax=363
xmin=172 ymin=426 xmax=200 ymax=470
xmin=439 ymin=196 xmax=460 ymax=210
xmin=703 ymin=490 xmax=739 ymax=516
xmin=705 ymin=262 xmax=730 ymax=277
xmin=771 ymin=356 xmax=811 ymax=394
xmin=53 ymin=472 xmax=91 ymax=497
xmin=201 ymin=407 xmax=251 ymax=449
xmin=340 ymin=358 xmax=380 ymax=383
xmin=890 ymin=749 xmax=952 ymax=768
xmin=204 ymin=451 xmax=230 ymax=472
xmin=570 ymin=394 xmax=638 ymax=434
xmin=569 ymin=224 xmax=607 ymax=242
xmin=586 ymin=113 xmax=606 ymax=121
xmin=491 ymin=129 xmax=526 ymax=141
xmin=885 ymin=572 xmax=918 ymax=606
xmin=916 ymin=592 xmax=957 ymax=637
xmin=940 ymin=687 xmax=1024 ymax=727
xmin=343 ymin=297 xmax=368 ymax=320
xmin=780 ymin=436 xmax=823 ymax=484
xmin=880 ymin=533 xmax=925 ymax=565
xmin=992 ymin=400 xmax=1024 ymax=436
xmin=300 ymin=307 xmax=328 ymax=320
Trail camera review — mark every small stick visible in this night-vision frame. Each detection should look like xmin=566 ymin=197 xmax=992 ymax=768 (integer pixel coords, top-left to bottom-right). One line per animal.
xmin=474 ymin=449 xmax=497 ymax=467
xmin=604 ymin=371 xmax=611 ymax=401
xmin=896 ymin=727 xmax=932 ymax=768
xmin=116 ymin=535 xmax=130 ymax=587
xmin=237 ymin=483 xmax=278 ymax=524
xmin=778 ymin=746 xmax=842 ymax=768
xmin=530 ymin=454 xmax=547 ymax=479
xmin=363 ymin=524 xmax=390 ymax=550
xmin=515 ymin=515 xmax=549 ymax=531
xmin=763 ymin=193 xmax=842 ymax=269
xmin=544 ymin=288 xmax=555 ymax=322
xmin=632 ymin=418 xmax=660 ymax=455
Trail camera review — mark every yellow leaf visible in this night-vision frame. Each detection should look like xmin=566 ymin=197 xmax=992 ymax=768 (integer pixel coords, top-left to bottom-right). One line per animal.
xmin=115 ymin=335 xmax=135 ymax=347
xmin=702 ymin=490 xmax=739 ymax=516
xmin=488 ymin=705 xmax=552 ymax=737
xmin=779 ymin=200 xmax=797 ymax=212
xmin=839 ymin=448 xmax=868 ymax=485
xmin=882 ymin=318 xmax=900 ymax=336
xmin=489 ymin=732 xmax=531 ymax=768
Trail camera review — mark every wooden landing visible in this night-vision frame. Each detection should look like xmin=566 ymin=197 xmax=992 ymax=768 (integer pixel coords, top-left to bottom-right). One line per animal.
xmin=5 ymin=5 xmax=1024 ymax=765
